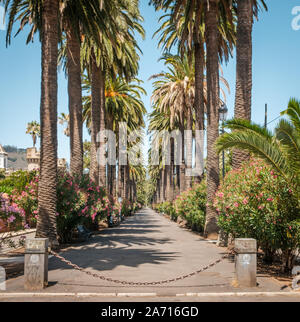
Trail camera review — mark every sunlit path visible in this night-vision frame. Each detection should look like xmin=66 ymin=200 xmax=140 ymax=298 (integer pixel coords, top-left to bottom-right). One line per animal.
xmin=4 ymin=208 xmax=284 ymax=296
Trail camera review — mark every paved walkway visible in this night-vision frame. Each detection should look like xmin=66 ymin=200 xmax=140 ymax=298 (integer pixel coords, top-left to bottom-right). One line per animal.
xmin=0 ymin=208 xmax=295 ymax=300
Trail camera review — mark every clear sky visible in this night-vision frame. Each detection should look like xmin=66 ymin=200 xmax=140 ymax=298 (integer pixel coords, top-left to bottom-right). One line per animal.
xmin=0 ymin=0 xmax=300 ymax=163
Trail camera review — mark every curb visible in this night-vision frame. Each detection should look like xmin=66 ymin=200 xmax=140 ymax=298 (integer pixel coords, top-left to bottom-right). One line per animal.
xmin=0 ymin=291 xmax=299 ymax=298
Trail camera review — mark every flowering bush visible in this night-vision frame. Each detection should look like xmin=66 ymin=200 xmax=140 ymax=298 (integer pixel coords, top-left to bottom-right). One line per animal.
xmin=0 ymin=170 xmax=37 ymax=195
xmin=10 ymin=176 xmax=39 ymax=228
xmin=214 ymin=160 xmax=300 ymax=270
xmin=156 ymin=201 xmax=177 ymax=220
xmin=173 ymin=182 xmax=206 ymax=232
xmin=55 ymin=173 xmax=110 ymax=243
xmin=0 ymin=193 xmax=28 ymax=249
xmin=7 ymin=173 xmax=113 ymax=244
xmin=119 ymin=199 xmax=133 ymax=217
xmin=154 ymin=182 xmax=207 ymax=232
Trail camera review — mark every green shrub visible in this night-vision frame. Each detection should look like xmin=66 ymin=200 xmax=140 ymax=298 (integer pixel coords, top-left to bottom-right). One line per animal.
xmin=174 ymin=182 xmax=206 ymax=232
xmin=0 ymin=170 xmax=37 ymax=195
xmin=0 ymin=193 xmax=28 ymax=249
xmin=10 ymin=173 xmax=111 ymax=244
xmin=214 ymin=159 xmax=300 ymax=271
xmin=157 ymin=201 xmax=177 ymax=221
xmin=0 ymin=170 xmax=5 ymax=180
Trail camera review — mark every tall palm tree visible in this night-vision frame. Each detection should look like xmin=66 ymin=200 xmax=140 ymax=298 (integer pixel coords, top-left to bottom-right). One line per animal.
xmin=81 ymin=0 xmax=144 ymax=187
xmin=151 ymin=0 xmax=235 ymax=238
xmin=26 ymin=121 xmax=40 ymax=147
xmin=151 ymin=53 xmax=195 ymax=193
xmin=233 ymin=0 xmax=267 ymax=169
xmin=82 ymin=75 xmax=146 ymax=196
xmin=6 ymin=0 xmax=60 ymax=246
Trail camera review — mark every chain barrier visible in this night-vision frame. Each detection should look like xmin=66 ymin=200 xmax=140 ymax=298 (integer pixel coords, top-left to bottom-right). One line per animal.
xmin=50 ymin=250 xmax=234 ymax=286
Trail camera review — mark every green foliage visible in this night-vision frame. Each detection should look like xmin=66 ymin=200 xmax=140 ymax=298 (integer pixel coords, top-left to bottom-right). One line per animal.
xmin=217 ymin=98 xmax=300 ymax=194
xmin=0 ymin=170 xmax=5 ymax=180
xmin=214 ymin=160 xmax=300 ymax=269
xmin=155 ymin=181 xmax=207 ymax=232
xmin=8 ymin=172 xmax=111 ymax=244
xmin=174 ymin=182 xmax=207 ymax=232
xmin=83 ymin=141 xmax=91 ymax=171
xmin=0 ymin=170 xmax=37 ymax=195
xmin=56 ymin=174 xmax=109 ymax=243
xmin=156 ymin=201 xmax=177 ymax=220
xmin=0 ymin=193 xmax=27 ymax=249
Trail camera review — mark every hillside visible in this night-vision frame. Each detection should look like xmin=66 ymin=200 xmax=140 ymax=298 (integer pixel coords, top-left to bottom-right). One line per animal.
xmin=3 ymin=145 xmax=28 ymax=170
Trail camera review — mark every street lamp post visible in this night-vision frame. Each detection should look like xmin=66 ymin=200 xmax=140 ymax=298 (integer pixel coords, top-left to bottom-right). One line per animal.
xmin=219 ymin=103 xmax=228 ymax=181
xmin=217 ymin=103 xmax=228 ymax=248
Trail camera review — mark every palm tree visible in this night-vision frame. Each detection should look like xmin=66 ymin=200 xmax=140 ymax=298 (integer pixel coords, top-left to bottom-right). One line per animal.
xmin=151 ymin=0 xmax=235 ymax=238
xmin=81 ymin=0 xmax=144 ymax=187
xmin=6 ymin=0 xmax=60 ymax=246
xmin=233 ymin=0 xmax=267 ymax=169
xmin=58 ymin=113 xmax=70 ymax=137
xmin=26 ymin=121 xmax=40 ymax=147
xmin=82 ymin=75 xmax=146 ymax=196
xmin=151 ymin=53 xmax=195 ymax=193
xmin=217 ymin=98 xmax=300 ymax=196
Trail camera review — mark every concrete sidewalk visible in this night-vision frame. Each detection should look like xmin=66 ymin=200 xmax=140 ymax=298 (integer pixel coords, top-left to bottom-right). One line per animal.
xmin=0 ymin=208 xmax=295 ymax=300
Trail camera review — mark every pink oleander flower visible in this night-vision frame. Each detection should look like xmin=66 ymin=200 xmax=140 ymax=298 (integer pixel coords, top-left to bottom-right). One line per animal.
xmin=267 ymin=198 xmax=273 ymax=202
xmin=243 ymin=198 xmax=248 ymax=205
xmin=8 ymin=215 xmax=16 ymax=223
xmin=234 ymin=202 xmax=239 ymax=208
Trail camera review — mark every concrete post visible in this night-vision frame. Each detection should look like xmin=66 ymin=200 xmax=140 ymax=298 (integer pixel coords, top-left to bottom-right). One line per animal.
xmin=234 ymin=238 xmax=257 ymax=287
xmin=0 ymin=266 xmax=6 ymax=291
xmin=24 ymin=238 xmax=49 ymax=291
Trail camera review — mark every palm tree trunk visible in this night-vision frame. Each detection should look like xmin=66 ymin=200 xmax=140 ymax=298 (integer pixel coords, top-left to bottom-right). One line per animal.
xmin=66 ymin=25 xmax=83 ymax=177
xmin=118 ymin=163 xmax=123 ymax=198
xmin=160 ymin=168 xmax=165 ymax=202
xmin=194 ymin=40 xmax=205 ymax=184
xmin=98 ymin=69 xmax=106 ymax=187
xmin=185 ymin=106 xmax=193 ymax=189
xmin=125 ymin=165 xmax=130 ymax=200
xmin=179 ymin=122 xmax=186 ymax=193
xmin=175 ymin=165 xmax=180 ymax=196
xmin=233 ymin=0 xmax=253 ymax=169
xmin=204 ymin=0 xmax=220 ymax=239
xmin=111 ymin=165 xmax=116 ymax=197
xmin=165 ymin=164 xmax=172 ymax=201
xmin=89 ymin=56 xmax=100 ymax=184
xmin=170 ymin=138 xmax=175 ymax=200
xmin=36 ymin=0 xmax=59 ymax=247
xmin=106 ymin=116 xmax=113 ymax=195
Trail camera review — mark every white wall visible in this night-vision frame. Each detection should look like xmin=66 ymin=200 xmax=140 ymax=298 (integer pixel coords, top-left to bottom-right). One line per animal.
xmin=0 ymin=155 xmax=7 ymax=169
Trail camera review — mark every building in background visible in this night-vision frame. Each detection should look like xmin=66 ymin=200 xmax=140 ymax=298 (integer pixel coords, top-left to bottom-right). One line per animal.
xmin=0 ymin=145 xmax=8 ymax=170
xmin=27 ymin=147 xmax=67 ymax=172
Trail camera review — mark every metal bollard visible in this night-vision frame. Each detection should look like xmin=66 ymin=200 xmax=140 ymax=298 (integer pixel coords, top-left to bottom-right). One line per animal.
xmin=24 ymin=238 xmax=49 ymax=291
xmin=234 ymin=238 xmax=257 ymax=287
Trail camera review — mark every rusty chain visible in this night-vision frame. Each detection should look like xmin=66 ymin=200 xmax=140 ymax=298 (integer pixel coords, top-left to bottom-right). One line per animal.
xmin=50 ymin=249 xmax=234 ymax=286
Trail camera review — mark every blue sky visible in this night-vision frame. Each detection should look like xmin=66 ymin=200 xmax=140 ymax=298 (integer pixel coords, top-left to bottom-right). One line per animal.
xmin=0 ymin=0 xmax=300 ymax=162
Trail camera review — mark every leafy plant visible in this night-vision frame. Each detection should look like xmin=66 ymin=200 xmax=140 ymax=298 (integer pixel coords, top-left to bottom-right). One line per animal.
xmin=174 ymin=182 xmax=206 ymax=232
xmin=214 ymin=160 xmax=300 ymax=271
xmin=216 ymin=98 xmax=300 ymax=196
xmin=0 ymin=170 xmax=37 ymax=195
